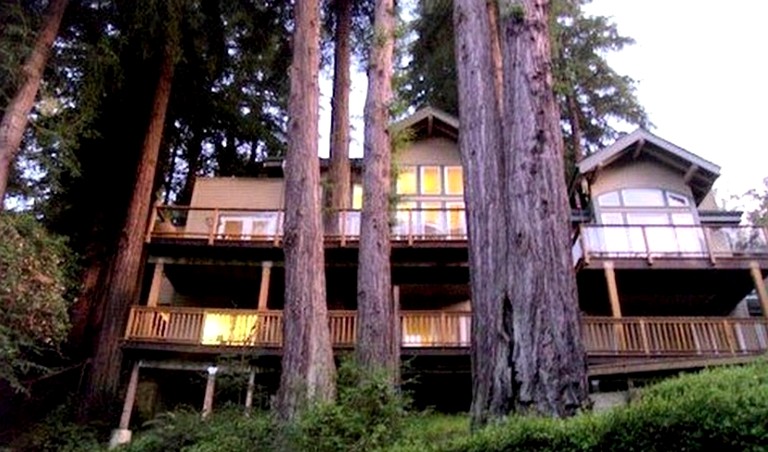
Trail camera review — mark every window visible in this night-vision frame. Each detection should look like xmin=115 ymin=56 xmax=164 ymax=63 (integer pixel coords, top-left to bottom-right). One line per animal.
xmin=420 ymin=166 xmax=441 ymax=195
xmin=444 ymin=166 xmax=464 ymax=195
xmin=352 ymin=184 xmax=363 ymax=209
xmin=397 ymin=166 xmax=417 ymax=195
xmin=621 ymin=188 xmax=665 ymax=207
xmin=597 ymin=192 xmax=621 ymax=207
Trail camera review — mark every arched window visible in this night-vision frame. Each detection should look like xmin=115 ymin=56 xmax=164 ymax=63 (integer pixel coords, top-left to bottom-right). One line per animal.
xmin=594 ymin=188 xmax=702 ymax=254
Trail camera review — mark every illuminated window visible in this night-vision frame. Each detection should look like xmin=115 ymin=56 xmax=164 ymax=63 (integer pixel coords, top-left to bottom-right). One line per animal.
xmin=352 ymin=184 xmax=363 ymax=209
xmin=420 ymin=166 xmax=441 ymax=195
xmin=444 ymin=166 xmax=464 ymax=195
xmin=397 ymin=166 xmax=417 ymax=194
xmin=446 ymin=201 xmax=466 ymax=235
xmin=201 ymin=313 xmax=258 ymax=345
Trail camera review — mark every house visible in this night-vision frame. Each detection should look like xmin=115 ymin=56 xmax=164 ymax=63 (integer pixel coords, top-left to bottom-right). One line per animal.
xmin=115 ymin=107 xmax=768 ymax=437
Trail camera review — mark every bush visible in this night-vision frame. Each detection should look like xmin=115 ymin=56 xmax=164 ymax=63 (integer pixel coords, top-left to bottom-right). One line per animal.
xmin=0 ymin=212 xmax=75 ymax=392
xmin=436 ymin=361 xmax=768 ymax=452
xmin=287 ymin=359 xmax=409 ymax=452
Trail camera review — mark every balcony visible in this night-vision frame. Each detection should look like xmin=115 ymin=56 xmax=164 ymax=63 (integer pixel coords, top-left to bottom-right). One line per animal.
xmin=573 ymin=224 xmax=768 ymax=266
xmin=149 ymin=206 xmax=467 ymax=246
xmin=125 ymin=306 xmax=768 ymax=358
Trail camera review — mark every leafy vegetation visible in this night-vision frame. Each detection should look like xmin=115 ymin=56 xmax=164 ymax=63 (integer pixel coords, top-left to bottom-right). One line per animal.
xmin=0 ymin=212 xmax=74 ymax=392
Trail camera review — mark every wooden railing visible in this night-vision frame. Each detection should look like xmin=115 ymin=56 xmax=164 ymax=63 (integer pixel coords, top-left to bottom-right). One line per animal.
xmin=573 ymin=224 xmax=768 ymax=264
xmin=126 ymin=307 xmax=768 ymax=358
xmin=148 ymin=205 xmax=467 ymax=245
xmin=583 ymin=316 xmax=768 ymax=356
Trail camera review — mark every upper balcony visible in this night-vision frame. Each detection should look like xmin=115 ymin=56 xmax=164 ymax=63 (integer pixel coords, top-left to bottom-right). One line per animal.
xmin=573 ymin=224 xmax=768 ymax=269
xmin=148 ymin=205 xmax=467 ymax=248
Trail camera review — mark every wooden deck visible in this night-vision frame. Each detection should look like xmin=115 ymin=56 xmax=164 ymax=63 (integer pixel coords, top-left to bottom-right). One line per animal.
xmin=125 ymin=306 xmax=768 ymax=359
xmin=573 ymin=224 xmax=768 ymax=269
xmin=148 ymin=206 xmax=467 ymax=247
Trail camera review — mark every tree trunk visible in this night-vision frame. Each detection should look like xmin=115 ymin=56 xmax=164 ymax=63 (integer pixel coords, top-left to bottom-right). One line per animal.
xmin=453 ymin=0 xmax=511 ymax=428
xmin=565 ymin=92 xmax=584 ymax=162
xmin=324 ymin=0 xmax=353 ymax=235
xmin=0 ymin=0 xmax=69 ymax=207
xmin=499 ymin=0 xmax=588 ymax=416
xmin=485 ymin=0 xmax=504 ymax=114
xmin=177 ymin=131 xmax=203 ymax=205
xmin=356 ymin=0 xmax=396 ymax=378
xmin=82 ymin=44 xmax=175 ymax=416
xmin=275 ymin=0 xmax=336 ymax=421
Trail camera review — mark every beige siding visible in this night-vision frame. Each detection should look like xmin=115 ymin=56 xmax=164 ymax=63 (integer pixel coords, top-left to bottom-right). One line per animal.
xmin=698 ymin=192 xmax=720 ymax=210
xmin=397 ymin=137 xmax=460 ymax=166
xmin=590 ymin=159 xmax=694 ymax=201
xmin=186 ymin=178 xmax=285 ymax=237
xmin=190 ymin=178 xmax=285 ymax=209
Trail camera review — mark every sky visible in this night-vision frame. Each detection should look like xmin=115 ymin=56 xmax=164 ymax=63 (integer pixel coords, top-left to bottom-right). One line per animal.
xmin=320 ymin=0 xmax=768 ymax=208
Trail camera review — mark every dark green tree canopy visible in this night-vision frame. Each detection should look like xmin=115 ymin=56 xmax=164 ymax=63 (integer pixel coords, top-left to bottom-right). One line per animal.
xmin=402 ymin=0 xmax=649 ymax=163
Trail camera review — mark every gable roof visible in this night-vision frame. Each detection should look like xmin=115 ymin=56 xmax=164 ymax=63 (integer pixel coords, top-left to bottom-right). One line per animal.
xmin=578 ymin=128 xmax=721 ymax=203
xmin=390 ymin=106 xmax=459 ymax=140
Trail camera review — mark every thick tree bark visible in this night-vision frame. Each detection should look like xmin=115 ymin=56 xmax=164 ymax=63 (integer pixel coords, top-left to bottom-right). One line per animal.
xmin=275 ymin=0 xmax=336 ymax=421
xmin=485 ymin=0 xmax=504 ymax=114
xmin=0 ymin=0 xmax=69 ymax=207
xmin=82 ymin=45 xmax=175 ymax=415
xmin=324 ymin=0 xmax=353 ymax=235
xmin=499 ymin=0 xmax=588 ymax=416
xmin=455 ymin=0 xmax=588 ymax=425
xmin=356 ymin=0 xmax=396 ymax=378
xmin=453 ymin=0 xmax=511 ymax=428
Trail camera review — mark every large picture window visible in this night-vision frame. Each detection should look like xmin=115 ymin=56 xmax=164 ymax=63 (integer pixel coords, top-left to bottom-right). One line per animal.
xmin=594 ymin=188 xmax=702 ymax=255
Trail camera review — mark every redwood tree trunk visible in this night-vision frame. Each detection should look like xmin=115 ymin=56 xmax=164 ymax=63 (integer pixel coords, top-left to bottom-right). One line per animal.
xmin=324 ymin=0 xmax=353 ymax=235
xmin=0 ymin=0 xmax=69 ymax=207
xmin=356 ymin=0 xmax=396 ymax=378
xmin=82 ymin=45 xmax=175 ymax=415
xmin=453 ymin=0 xmax=511 ymax=427
xmin=499 ymin=0 xmax=588 ymax=416
xmin=275 ymin=0 xmax=336 ymax=421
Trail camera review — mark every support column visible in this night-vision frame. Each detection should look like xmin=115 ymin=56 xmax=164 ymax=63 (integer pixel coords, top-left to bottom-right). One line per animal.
xmin=109 ymin=362 xmax=141 ymax=449
xmin=750 ymin=261 xmax=768 ymax=319
xmin=392 ymin=285 xmax=401 ymax=384
xmin=603 ymin=261 xmax=625 ymax=351
xmin=257 ymin=261 xmax=272 ymax=311
xmin=202 ymin=366 xmax=218 ymax=419
xmin=603 ymin=261 xmax=622 ymax=318
xmin=147 ymin=262 xmax=165 ymax=307
xmin=244 ymin=366 xmax=256 ymax=416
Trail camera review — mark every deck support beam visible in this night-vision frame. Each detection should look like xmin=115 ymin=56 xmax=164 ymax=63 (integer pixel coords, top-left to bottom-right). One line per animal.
xmin=603 ymin=261 xmax=622 ymax=318
xmin=109 ymin=362 xmax=141 ymax=448
xmin=750 ymin=261 xmax=768 ymax=319
xmin=258 ymin=261 xmax=273 ymax=310
xmin=202 ymin=366 xmax=218 ymax=419
xmin=147 ymin=262 xmax=165 ymax=307
xmin=244 ymin=367 xmax=256 ymax=415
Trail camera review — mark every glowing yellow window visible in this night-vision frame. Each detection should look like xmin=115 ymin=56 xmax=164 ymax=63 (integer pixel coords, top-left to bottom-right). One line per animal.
xmin=201 ymin=313 xmax=258 ymax=345
xmin=420 ymin=166 xmax=441 ymax=195
xmin=352 ymin=183 xmax=363 ymax=209
xmin=444 ymin=166 xmax=463 ymax=195
xmin=397 ymin=166 xmax=417 ymax=195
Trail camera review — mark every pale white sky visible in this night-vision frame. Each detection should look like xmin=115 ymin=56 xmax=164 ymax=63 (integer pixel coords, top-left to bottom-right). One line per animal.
xmin=320 ymin=1 xmax=768 ymax=207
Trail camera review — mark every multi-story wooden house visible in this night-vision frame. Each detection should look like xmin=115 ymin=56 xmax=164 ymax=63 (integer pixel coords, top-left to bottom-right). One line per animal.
xmin=115 ymin=107 xmax=768 ymax=435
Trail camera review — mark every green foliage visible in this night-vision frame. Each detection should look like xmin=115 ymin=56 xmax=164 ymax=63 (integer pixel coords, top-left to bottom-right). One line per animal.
xmin=6 ymin=403 xmax=103 ymax=452
xmin=125 ymin=408 xmax=273 ymax=452
xmin=286 ymin=359 xmax=409 ymax=452
xmin=430 ymin=361 xmax=768 ymax=452
xmin=0 ymin=212 xmax=74 ymax=392
xmin=742 ymin=177 xmax=768 ymax=226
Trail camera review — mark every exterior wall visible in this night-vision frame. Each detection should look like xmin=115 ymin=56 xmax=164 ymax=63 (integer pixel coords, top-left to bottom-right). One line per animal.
xmin=186 ymin=178 xmax=286 ymax=237
xmin=698 ymin=192 xmax=720 ymax=210
xmin=397 ymin=137 xmax=460 ymax=166
xmin=190 ymin=178 xmax=285 ymax=209
xmin=589 ymin=158 xmax=695 ymax=202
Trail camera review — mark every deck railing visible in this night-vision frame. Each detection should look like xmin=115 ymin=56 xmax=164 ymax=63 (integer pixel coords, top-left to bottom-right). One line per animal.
xmin=125 ymin=306 xmax=768 ymax=357
xmin=573 ymin=224 xmax=768 ymax=264
xmin=148 ymin=205 xmax=467 ymax=245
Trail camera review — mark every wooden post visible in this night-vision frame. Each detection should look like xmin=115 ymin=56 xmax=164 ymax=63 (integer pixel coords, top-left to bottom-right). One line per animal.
xmin=202 ymin=366 xmax=217 ymax=419
xmin=702 ymin=227 xmax=717 ymax=265
xmin=145 ymin=202 xmax=159 ymax=244
xmin=146 ymin=262 xmax=165 ymax=307
xmin=244 ymin=367 xmax=256 ymax=416
xmin=603 ymin=261 xmax=622 ymax=318
xmin=750 ymin=261 xmax=768 ymax=319
xmin=257 ymin=261 xmax=273 ymax=311
xmin=603 ymin=261 xmax=625 ymax=351
xmin=118 ymin=362 xmax=141 ymax=430
xmin=208 ymin=209 xmax=219 ymax=245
